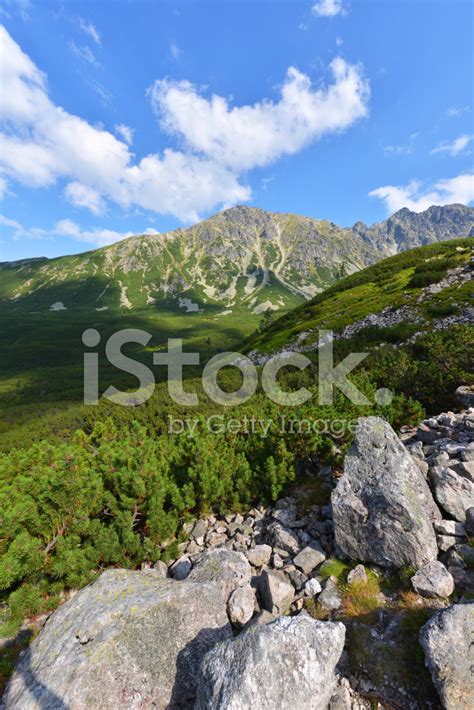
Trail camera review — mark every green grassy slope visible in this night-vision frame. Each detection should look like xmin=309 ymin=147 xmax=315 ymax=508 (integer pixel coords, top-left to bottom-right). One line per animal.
xmin=243 ymin=238 xmax=473 ymax=355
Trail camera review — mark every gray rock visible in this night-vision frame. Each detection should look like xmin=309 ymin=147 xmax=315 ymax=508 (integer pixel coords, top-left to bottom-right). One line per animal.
xmin=288 ymin=568 xmax=307 ymax=591
xmin=437 ymin=534 xmax=457 ymax=552
xmin=170 ymin=555 xmax=192 ymax=580
xmin=347 ymin=564 xmax=368 ymax=585
xmin=2 ymin=570 xmax=231 ymax=709
xmin=259 ymin=568 xmax=295 ymax=614
xmin=332 ymin=417 xmax=440 ymax=568
xmin=188 ymin=548 xmax=252 ymax=601
xmin=293 ymin=543 xmax=326 ymax=575
xmin=245 ymin=544 xmax=272 ymax=567
xmin=267 ymin=522 xmax=301 ymax=555
xmin=227 ymin=585 xmax=256 ymax=627
xmin=420 ymin=603 xmax=474 ymax=709
xmin=195 ymin=613 xmax=346 ymax=710
xmin=456 ymin=385 xmax=474 ymax=408
xmin=319 ymin=576 xmax=343 ymax=612
xmin=191 ymin=519 xmax=208 ymax=544
xmin=411 ymin=561 xmax=455 ymax=598
xmin=304 ymin=578 xmax=322 ymax=596
xmin=153 ymin=559 xmax=168 ymax=577
xmin=429 ymin=467 xmax=474 ymax=522
xmin=433 ymin=520 xmax=467 ymax=537
xmin=451 ymin=460 xmax=474 ymax=482
xmin=466 ymin=507 xmax=474 ymax=536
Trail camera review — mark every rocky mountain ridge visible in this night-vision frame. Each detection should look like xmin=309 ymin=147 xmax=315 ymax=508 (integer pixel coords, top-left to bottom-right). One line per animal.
xmin=1 ymin=204 xmax=472 ymax=319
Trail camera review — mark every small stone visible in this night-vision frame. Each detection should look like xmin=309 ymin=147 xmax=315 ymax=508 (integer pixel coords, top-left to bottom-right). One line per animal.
xmin=288 ymin=569 xmax=307 ymax=591
xmin=465 ymin=507 xmax=474 ymax=536
xmin=153 ymin=560 xmax=168 ymax=577
xmin=227 ymin=585 xmax=256 ymax=627
xmin=433 ymin=520 xmax=466 ymax=537
xmin=259 ymin=568 xmax=295 ymax=614
xmin=272 ymin=508 xmax=296 ymax=526
xmin=304 ymin=578 xmax=322 ymax=596
xmin=191 ymin=519 xmax=208 ymax=544
xmin=347 ymin=564 xmax=368 ymax=585
xmin=245 ymin=544 xmax=272 ymax=568
xmin=411 ymin=561 xmax=454 ymax=598
xmin=267 ymin=522 xmax=300 ymax=556
xmin=437 ymin=535 xmax=457 ymax=552
xmin=319 ymin=576 xmax=342 ymax=612
xmin=272 ymin=553 xmax=284 ymax=569
xmin=170 ymin=555 xmax=192 ymax=580
xmin=186 ymin=540 xmax=203 ymax=555
xmin=293 ymin=543 xmax=326 ymax=575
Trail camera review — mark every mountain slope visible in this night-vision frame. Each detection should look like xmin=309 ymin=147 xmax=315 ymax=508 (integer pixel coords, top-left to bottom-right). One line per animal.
xmin=243 ymin=237 xmax=473 ymax=357
xmin=1 ymin=204 xmax=472 ymax=319
xmin=0 ymin=204 xmax=472 ymax=406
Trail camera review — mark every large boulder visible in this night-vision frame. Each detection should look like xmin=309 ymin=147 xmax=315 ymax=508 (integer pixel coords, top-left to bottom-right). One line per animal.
xmin=2 ymin=569 xmax=231 ymax=710
xmin=429 ymin=466 xmax=474 ymax=523
xmin=419 ymin=603 xmax=474 ymax=709
xmin=195 ymin=613 xmax=346 ymax=709
xmin=187 ymin=548 xmax=252 ymax=601
xmin=332 ymin=417 xmax=441 ymax=568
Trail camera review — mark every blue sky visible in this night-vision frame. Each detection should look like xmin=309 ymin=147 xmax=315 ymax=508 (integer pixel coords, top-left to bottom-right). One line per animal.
xmin=0 ymin=0 xmax=473 ymax=261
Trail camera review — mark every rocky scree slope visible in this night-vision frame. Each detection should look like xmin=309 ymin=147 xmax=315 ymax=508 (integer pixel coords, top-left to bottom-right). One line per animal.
xmin=3 ymin=387 xmax=474 ymax=710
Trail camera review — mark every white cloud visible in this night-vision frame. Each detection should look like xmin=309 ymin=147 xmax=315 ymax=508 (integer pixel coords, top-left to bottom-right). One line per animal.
xmin=369 ymin=172 xmax=474 ymax=214
xmin=115 ymin=124 xmax=134 ymax=145
xmin=90 ymin=80 xmax=112 ymax=105
xmin=0 ymin=213 xmax=48 ymax=240
xmin=54 ymin=219 xmax=133 ymax=246
xmin=312 ymin=0 xmax=346 ymax=18
xmin=383 ymin=132 xmax=419 ymax=156
xmin=150 ymin=58 xmax=369 ymax=172
xmin=0 ymin=26 xmax=369 ymax=224
xmin=78 ymin=17 xmax=101 ymax=46
xmin=2 ymin=0 xmax=31 ymax=21
xmin=170 ymin=43 xmax=182 ymax=60
xmin=69 ymin=40 xmax=100 ymax=67
xmin=64 ymin=182 xmax=106 ymax=215
xmin=1 ymin=214 xmax=137 ymax=247
xmin=447 ymin=105 xmax=469 ymax=118
xmin=0 ymin=176 xmax=9 ymax=198
xmin=431 ymin=134 xmax=473 ymax=157
xmin=335 ymin=36 xmax=343 ymax=46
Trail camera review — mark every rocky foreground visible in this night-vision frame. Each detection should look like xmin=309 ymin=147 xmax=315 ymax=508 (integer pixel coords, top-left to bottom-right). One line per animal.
xmin=2 ymin=387 xmax=474 ymax=709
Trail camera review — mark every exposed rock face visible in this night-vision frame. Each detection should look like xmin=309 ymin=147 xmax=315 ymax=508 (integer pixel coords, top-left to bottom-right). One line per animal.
xmin=195 ymin=613 xmax=346 ymax=710
xmin=419 ymin=603 xmax=474 ymax=709
xmin=187 ymin=548 xmax=252 ymax=601
xmin=2 ymin=569 xmax=232 ymax=709
xmin=332 ymin=417 xmax=441 ymax=568
xmin=411 ymin=561 xmax=455 ymax=598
